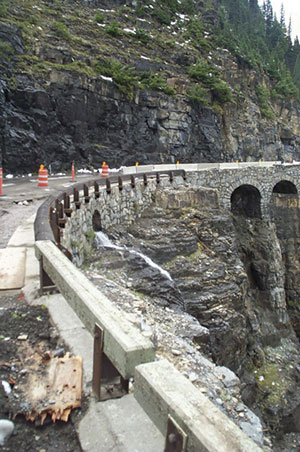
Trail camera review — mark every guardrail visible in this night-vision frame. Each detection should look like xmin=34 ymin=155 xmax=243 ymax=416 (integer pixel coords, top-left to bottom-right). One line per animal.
xmin=34 ymin=167 xmax=263 ymax=451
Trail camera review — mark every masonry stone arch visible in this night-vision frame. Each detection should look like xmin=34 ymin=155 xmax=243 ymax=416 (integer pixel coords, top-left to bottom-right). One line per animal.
xmin=230 ymin=184 xmax=262 ymax=218
xmin=221 ymin=174 xmax=264 ymax=213
xmin=272 ymin=180 xmax=298 ymax=194
xmin=92 ymin=209 xmax=102 ymax=231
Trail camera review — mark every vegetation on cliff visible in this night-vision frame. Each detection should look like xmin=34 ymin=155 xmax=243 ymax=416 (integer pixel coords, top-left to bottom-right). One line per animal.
xmin=0 ymin=0 xmax=299 ymax=110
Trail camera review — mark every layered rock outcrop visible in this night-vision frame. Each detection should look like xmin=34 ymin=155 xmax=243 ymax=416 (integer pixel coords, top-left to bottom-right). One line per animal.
xmin=83 ymin=186 xmax=300 ymax=447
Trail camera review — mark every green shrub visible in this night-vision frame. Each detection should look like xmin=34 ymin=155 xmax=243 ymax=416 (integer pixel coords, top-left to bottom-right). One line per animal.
xmin=211 ymin=80 xmax=232 ymax=104
xmin=188 ymin=60 xmax=232 ymax=105
xmin=188 ymin=60 xmax=219 ymax=85
xmin=94 ymin=12 xmax=105 ymax=24
xmin=0 ymin=3 xmax=7 ymax=17
xmin=28 ymin=15 xmax=38 ymax=25
xmin=152 ymin=8 xmax=171 ymax=25
xmin=275 ymin=78 xmax=298 ymax=99
xmin=51 ymin=21 xmax=70 ymax=40
xmin=141 ymin=73 xmax=175 ymax=95
xmin=158 ymin=0 xmax=179 ymax=13
xmin=54 ymin=0 xmax=63 ymax=11
xmin=0 ymin=41 xmax=14 ymax=60
xmin=134 ymin=28 xmax=151 ymax=44
xmin=184 ymin=18 xmax=210 ymax=51
xmin=135 ymin=2 xmax=147 ymax=18
xmin=256 ymin=84 xmax=274 ymax=118
xmin=8 ymin=76 xmax=18 ymax=90
xmin=105 ymin=20 xmax=122 ymax=37
xmin=179 ymin=0 xmax=194 ymax=15
xmin=94 ymin=59 xmax=137 ymax=100
xmin=186 ymin=84 xmax=209 ymax=104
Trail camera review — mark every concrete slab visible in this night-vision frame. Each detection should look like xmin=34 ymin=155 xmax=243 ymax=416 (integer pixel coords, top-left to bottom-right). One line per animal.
xmin=35 ymin=240 xmax=155 ymax=380
xmin=42 ymin=294 xmax=94 ymax=387
xmin=7 ymin=215 xmax=36 ymax=248
xmin=24 ymin=247 xmax=40 ymax=284
xmin=36 ymin=293 xmax=165 ymax=452
xmin=135 ymin=360 xmax=263 ymax=452
xmin=78 ymin=395 xmax=164 ymax=452
xmin=0 ymin=247 xmax=26 ymax=290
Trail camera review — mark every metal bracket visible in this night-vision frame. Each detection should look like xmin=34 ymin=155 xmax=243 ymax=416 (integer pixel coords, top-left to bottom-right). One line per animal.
xmin=39 ymin=256 xmax=56 ymax=295
xmin=92 ymin=323 xmax=129 ymax=401
xmin=164 ymin=416 xmax=187 ymax=452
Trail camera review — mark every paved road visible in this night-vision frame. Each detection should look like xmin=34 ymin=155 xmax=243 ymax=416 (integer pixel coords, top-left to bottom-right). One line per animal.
xmin=0 ymin=173 xmax=99 ymax=248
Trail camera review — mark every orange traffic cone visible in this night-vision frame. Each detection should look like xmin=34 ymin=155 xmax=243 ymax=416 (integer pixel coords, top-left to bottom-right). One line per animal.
xmin=71 ymin=162 xmax=76 ymax=182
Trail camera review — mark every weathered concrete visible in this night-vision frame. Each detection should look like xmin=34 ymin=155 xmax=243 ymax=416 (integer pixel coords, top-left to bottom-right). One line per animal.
xmin=0 ymin=247 xmax=26 ymax=289
xmin=134 ymin=359 xmax=263 ymax=452
xmin=35 ymin=240 xmax=155 ymax=379
xmin=39 ymin=293 xmax=94 ymax=387
xmin=78 ymin=395 xmax=164 ymax=452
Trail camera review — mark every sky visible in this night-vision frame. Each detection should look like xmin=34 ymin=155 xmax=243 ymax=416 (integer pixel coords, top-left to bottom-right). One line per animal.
xmin=265 ymin=0 xmax=300 ymax=40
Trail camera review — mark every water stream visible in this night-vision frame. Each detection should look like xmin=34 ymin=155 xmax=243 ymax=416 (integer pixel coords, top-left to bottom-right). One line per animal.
xmin=95 ymin=231 xmax=172 ymax=281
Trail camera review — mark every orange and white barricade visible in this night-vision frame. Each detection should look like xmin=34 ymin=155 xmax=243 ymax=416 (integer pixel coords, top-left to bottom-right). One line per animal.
xmin=38 ymin=165 xmax=48 ymax=187
xmin=101 ymin=162 xmax=109 ymax=178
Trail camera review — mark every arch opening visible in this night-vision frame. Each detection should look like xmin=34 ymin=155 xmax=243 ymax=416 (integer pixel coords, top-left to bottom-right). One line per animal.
xmin=92 ymin=210 xmax=102 ymax=231
xmin=272 ymin=180 xmax=297 ymax=194
xmin=231 ymin=185 xmax=262 ymax=218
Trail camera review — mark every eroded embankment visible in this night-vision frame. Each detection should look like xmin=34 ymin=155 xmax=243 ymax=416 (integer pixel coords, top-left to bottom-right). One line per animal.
xmin=83 ymin=187 xmax=300 ymax=451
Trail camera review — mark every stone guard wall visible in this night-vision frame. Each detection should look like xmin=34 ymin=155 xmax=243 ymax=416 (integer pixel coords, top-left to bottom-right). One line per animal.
xmin=61 ymin=163 xmax=300 ymax=266
xmin=61 ymin=174 xmax=186 ymax=265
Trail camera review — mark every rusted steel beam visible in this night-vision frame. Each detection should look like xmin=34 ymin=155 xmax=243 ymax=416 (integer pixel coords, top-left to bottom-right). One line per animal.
xmin=156 ymin=173 xmax=160 ymax=184
xmin=58 ymin=201 xmax=67 ymax=228
xmin=92 ymin=324 xmax=129 ymax=402
xmin=94 ymin=181 xmax=100 ymax=199
xmin=84 ymin=184 xmax=90 ymax=204
xmin=73 ymin=188 xmax=81 ymax=209
xmin=143 ymin=173 xmax=148 ymax=186
xmin=118 ymin=176 xmax=123 ymax=191
xmin=63 ymin=192 xmax=72 ymax=217
xmin=106 ymin=179 xmax=111 ymax=194
xmin=130 ymin=175 xmax=135 ymax=188
xmin=164 ymin=416 xmax=187 ymax=452
xmin=39 ymin=256 xmax=56 ymax=295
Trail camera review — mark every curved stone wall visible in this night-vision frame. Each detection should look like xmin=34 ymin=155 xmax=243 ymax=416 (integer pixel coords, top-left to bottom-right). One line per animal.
xmin=61 ymin=173 xmax=186 ymax=265
xmin=59 ymin=163 xmax=300 ymax=266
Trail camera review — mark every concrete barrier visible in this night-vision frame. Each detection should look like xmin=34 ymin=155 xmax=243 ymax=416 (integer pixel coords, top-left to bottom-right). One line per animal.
xmin=120 ymin=161 xmax=282 ymax=176
xmin=35 ymin=240 xmax=155 ymax=379
xmin=134 ymin=360 xmax=263 ymax=452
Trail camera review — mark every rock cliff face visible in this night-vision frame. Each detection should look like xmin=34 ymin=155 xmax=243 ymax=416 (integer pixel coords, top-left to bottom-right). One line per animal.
xmin=2 ymin=63 xmax=300 ymax=174
xmin=0 ymin=1 xmax=300 ymax=173
xmin=1 ymin=72 xmax=224 ymax=173
xmin=84 ymin=187 xmax=300 ymax=447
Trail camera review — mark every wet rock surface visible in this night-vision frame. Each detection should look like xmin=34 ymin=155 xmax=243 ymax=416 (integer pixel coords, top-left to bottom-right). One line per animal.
xmin=83 ymin=187 xmax=300 ymax=450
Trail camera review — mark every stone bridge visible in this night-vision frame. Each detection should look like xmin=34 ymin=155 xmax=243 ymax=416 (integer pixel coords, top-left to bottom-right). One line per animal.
xmin=34 ymin=160 xmax=300 ymax=452
xmin=53 ymin=161 xmax=300 ymax=265
xmin=123 ymin=161 xmax=300 ymax=217
xmin=182 ymin=162 xmax=300 ymax=217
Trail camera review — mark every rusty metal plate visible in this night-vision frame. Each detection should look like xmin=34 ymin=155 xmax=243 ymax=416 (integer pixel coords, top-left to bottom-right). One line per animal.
xmin=164 ymin=415 xmax=187 ymax=452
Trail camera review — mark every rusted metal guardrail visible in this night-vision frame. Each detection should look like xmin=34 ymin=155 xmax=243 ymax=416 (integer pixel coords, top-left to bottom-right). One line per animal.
xmin=34 ymin=170 xmax=186 ymax=247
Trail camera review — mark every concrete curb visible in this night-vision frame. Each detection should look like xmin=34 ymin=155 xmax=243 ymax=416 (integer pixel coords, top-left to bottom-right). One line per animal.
xmin=3 ymin=214 xmax=164 ymax=451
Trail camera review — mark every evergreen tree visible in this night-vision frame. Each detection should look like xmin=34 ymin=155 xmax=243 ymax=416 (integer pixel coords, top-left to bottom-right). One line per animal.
xmin=218 ymin=0 xmax=299 ymax=98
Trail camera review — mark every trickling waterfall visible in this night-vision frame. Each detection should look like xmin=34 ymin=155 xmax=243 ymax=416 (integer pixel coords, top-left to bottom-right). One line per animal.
xmin=95 ymin=231 xmax=173 ymax=281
